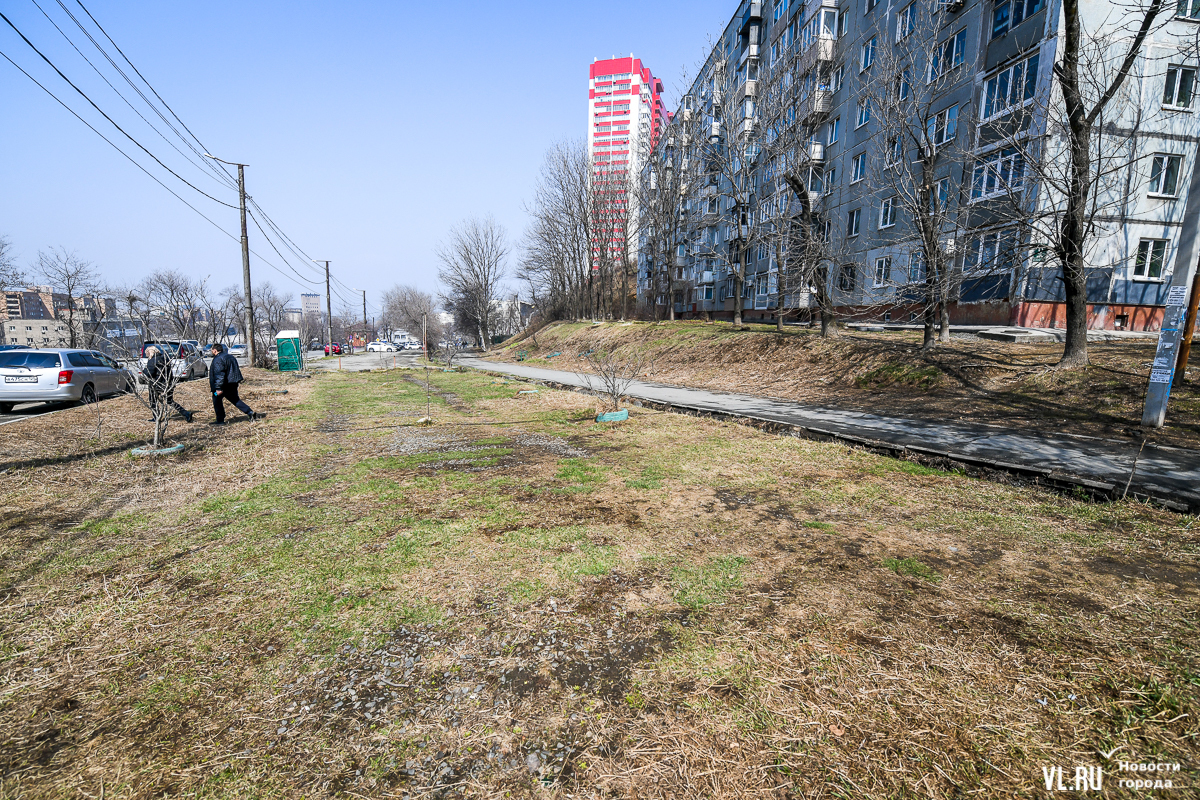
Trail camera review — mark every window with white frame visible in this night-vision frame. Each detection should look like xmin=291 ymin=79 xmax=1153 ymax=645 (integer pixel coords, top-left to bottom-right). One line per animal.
xmin=833 ymin=64 xmax=845 ymax=92
xmin=847 ymin=208 xmax=861 ymax=236
xmin=932 ymin=177 xmax=952 ymax=213
xmin=827 ymin=117 xmax=840 ymax=145
xmin=1163 ymin=65 xmax=1196 ymax=109
xmin=907 ymin=251 xmax=926 ymax=284
xmin=1149 ymin=154 xmax=1183 ymax=196
xmin=886 ymin=136 xmax=903 ymax=166
xmin=851 ymin=152 xmax=867 ymax=182
xmin=867 ymin=0 xmax=880 ymax=10
xmin=992 ymin=0 xmax=1043 ymax=38
xmin=1135 ymin=238 xmax=1168 ymax=279
xmin=927 ymin=105 xmax=959 ymax=146
xmin=880 ymin=196 xmax=897 ymax=228
xmin=897 ymin=2 xmax=916 ymax=41
xmin=966 ymin=228 xmax=1018 ymax=273
xmin=894 ymin=70 xmax=912 ymax=101
xmin=929 ymin=30 xmax=967 ymax=81
xmin=856 ymin=98 xmax=872 ymax=128
xmin=873 ymin=256 xmax=892 ymax=286
xmin=1175 ymin=0 xmax=1199 ymax=19
xmin=982 ymin=52 xmax=1040 ymax=120
xmin=970 ymin=147 xmax=1025 ymax=200
xmin=825 ymin=166 xmax=837 ymax=193
xmin=775 ymin=0 xmax=788 ymax=22
xmin=861 ymin=36 xmax=877 ymax=71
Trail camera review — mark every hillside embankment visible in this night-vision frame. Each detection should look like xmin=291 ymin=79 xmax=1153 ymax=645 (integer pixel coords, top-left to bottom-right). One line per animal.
xmin=487 ymin=320 xmax=1200 ymax=448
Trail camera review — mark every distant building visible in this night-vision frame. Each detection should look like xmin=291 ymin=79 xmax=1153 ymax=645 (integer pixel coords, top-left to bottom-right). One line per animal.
xmin=301 ymin=293 xmax=322 ymax=317
xmin=4 ymin=318 xmax=70 ymax=347
xmin=284 ymin=308 xmax=304 ymax=326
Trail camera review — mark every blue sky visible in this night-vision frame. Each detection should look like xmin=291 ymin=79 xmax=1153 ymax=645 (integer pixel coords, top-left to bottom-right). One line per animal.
xmin=0 ymin=0 xmax=733 ymax=317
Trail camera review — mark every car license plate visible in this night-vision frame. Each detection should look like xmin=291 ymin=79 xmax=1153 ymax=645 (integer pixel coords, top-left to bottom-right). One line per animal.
xmin=4 ymin=376 xmax=38 ymax=383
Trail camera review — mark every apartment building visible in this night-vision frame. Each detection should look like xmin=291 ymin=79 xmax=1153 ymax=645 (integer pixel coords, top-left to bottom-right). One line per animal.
xmin=300 ymin=293 xmax=322 ymax=317
xmin=589 ymin=56 xmax=670 ymax=263
xmin=640 ymin=0 xmax=1199 ymax=331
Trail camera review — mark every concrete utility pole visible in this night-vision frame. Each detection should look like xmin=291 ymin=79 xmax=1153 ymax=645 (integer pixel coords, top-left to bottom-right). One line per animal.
xmin=351 ymin=288 xmax=368 ymax=351
xmin=205 ymin=154 xmax=256 ymax=365
xmin=314 ymin=260 xmax=333 ymax=350
xmin=1142 ymin=145 xmax=1200 ymax=427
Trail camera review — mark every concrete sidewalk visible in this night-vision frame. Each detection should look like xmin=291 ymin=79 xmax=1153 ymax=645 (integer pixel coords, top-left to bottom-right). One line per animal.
xmin=461 ymin=357 xmax=1200 ymax=513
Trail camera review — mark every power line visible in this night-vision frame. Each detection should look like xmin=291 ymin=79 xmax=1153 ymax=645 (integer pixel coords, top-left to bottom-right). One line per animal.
xmin=68 ymin=0 xmax=240 ymax=192
xmin=0 ymin=9 xmax=237 ymax=208
xmin=28 ymin=0 xmax=238 ymax=194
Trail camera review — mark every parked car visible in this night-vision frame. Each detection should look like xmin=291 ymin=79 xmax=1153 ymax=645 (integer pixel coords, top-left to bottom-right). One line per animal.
xmin=228 ymin=344 xmax=248 ymax=358
xmin=309 ymin=342 xmax=325 ymax=352
xmin=0 ymin=344 xmax=28 ymax=352
xmin=137 ymin=341 xmax=209 ymax=381
xmin=0 ymin=349 xmax=133 ymax=413
xmin=267 ymin=344 xmax=279 ymax=362
xmin=324 ymin=343 xmax=342 ymax=356
xmin=366 ymin=340 xmax=398 ymax=353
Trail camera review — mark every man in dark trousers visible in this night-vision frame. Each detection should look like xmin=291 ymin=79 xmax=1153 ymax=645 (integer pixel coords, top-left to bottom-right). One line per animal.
xmin=142 ymin=344 xmax=194 ymax=423
xmin=208 ymin=343 xmax=265 ymax=425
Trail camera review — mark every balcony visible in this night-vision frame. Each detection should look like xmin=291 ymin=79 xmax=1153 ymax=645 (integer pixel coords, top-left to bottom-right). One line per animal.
xmin=700 ymin=270 xmax=715 ymax=284
xmin=739 ymin=1 xmax=763 ymax=35
xmin=800 ymin=89 xmax=833 ymax=123
xmin=800 ymin=34 xmax=836 ymax=72
xmin=808 ymin=140 xmax=825 ymax=163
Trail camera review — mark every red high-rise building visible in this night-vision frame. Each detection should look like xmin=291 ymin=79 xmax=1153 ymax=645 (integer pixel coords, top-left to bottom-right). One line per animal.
xmin=588 ymin=56 xmax=669 ymax=266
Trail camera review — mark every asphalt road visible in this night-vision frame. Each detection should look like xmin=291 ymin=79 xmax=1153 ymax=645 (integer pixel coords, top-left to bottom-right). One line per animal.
xmin=461 ymin=357 xmax=1200 ymax=512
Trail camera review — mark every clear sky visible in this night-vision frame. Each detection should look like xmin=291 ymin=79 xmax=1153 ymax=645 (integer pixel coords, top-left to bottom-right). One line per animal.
xmin=0 ymin=0 xmax=734 ymax=318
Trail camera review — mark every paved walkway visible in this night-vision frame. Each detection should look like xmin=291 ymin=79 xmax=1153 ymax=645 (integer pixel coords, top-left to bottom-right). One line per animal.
xmin=461 ymin=357 xmax=1200 ymax=513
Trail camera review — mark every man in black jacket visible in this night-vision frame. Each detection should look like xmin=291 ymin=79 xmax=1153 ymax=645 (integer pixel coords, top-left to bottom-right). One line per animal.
xmin=208 ymin=343 xmax=265 ymax=425
xmin=142 ymin=344 xmax=194 ymax=423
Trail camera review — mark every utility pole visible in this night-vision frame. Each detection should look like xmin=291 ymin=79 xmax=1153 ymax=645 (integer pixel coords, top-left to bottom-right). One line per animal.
xmin=314 ymin=261 xmax=333 ymax=351
xmin=204 ymin=154 xmax=255 ymax=365
xmin=362 ymin=290 xmax=367 ymax=339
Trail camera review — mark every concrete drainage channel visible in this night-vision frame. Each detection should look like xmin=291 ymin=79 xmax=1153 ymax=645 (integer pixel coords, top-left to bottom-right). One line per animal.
xmin=466 ymin=366 xmax=1194 ymax=515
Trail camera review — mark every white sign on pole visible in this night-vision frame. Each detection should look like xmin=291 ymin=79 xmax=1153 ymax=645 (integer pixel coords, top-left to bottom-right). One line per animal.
xmin=1167 ymin=286 xmax=1188 ymax=306
xmin=1150 ymin=369 xmax=1174 ymax=384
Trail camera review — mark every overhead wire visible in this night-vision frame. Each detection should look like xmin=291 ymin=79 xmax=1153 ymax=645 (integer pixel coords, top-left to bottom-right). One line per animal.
xmin=0 ymin=9 xmax=237 ymax=208
xmin=67 ymin=0 xmax=240 ymax=191
xmin=28 ymin=0 xmax=239 ymax=194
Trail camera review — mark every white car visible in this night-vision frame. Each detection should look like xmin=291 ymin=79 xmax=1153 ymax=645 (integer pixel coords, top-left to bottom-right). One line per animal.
xmin=367 ymin=341 xmax=399 ymax=352
xmin=136 ymin=341 xmax=209 ymax=382
xmin=228 ymin=344 xmax=248 ymax=358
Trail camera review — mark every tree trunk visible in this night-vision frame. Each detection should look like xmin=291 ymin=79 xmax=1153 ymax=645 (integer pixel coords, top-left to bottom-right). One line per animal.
xmin=922 ymin=303 xmax=937 ymax=350
xmin=939 ymin=302 xmax=951 ymax=343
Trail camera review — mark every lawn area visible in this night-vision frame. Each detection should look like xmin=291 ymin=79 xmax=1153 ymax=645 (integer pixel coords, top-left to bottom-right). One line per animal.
xmin=0 ymin=366 xmax=1197 ymax=798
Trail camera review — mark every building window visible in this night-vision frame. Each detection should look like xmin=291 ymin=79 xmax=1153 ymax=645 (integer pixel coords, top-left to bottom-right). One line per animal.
xmin=867 ymin=0 xmax=880 ymax=10
xmin=775 ymin=0 xmax=788 ymax=22
xmin=886 ymin=136 xmax=903 ymax=166
xmin=993 ymin=0 xmax=1043 ymax=38
xmin=848 ymin=208 xmax=862 ymax=236
xmin=861 ymin=36 xmax=877 ymax=71
xmin=967 ymin=228 xmax=1018 ymax=273
xmin=833 ymin=64 xmax=845 ymax=93
xmin=927 ymin=105 xmax=959 ymax=146
xmin=838 ymin=263 xmax=857 ymax=291
xmin=982 ymin=53 xmax=1040 ymax=120
xmin=839 ymin=7 xmax=848 ymax=35
xmin=1135 ymin=239 xmax=1168 ymax=279
xmin=1149 ymin=154 xmax=1183 ymax=196
xmin=971 ymin=147 xmax=1025 ymax=200
xmin=1163 ymin=65 xmax=1196 ymax=108
xmin=851 ymin=152 xmax=867 ymax=182
xmin=894 ymin=70 xmax=912 ymax=101
xmin=908 ymin=251 xmax=926 ymax=284
xmin=827 ymin=117 xmax=841 ymax=145
xmin=932 ymin=177 xmax=952 ymax=213
xmin=897 ymin=2 xmax=916 ymax=41
xmin=873 ymin=256 xmax=892 ymax=286
xmin=856 ymin=98 xmax=872 ymax=128
xmin=929 ymin=29 xmax=967 ymax=81
xmin=1176 ymin=0 xmax=1200 ymax=19
xmin=880 ymin=196 xmax=897 ymax=228
xmin=825 ymin=166 xmax=838 ymax=193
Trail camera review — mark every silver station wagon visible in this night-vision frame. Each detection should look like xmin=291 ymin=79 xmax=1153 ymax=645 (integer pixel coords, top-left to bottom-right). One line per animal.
xmin=0 ymin=349 xmax=134 ymax=413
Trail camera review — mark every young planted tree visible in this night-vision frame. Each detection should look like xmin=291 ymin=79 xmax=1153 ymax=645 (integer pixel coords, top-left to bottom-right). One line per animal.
xmin=437 ymin=216 xmax=509 ymax=351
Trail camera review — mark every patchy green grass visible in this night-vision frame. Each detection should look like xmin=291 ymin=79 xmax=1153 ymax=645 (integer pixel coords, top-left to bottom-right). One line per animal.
xmin=672 ymin=556 xmax=750 ymax=610
xmin=882 ymin=556 xmax=942 ymax=583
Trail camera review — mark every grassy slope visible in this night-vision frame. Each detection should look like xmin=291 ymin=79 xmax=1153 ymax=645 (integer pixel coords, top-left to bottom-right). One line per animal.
xmin=0 ymin=366 xmax=1196 ymax=798
xmin=491 ymin=321 xmax=1200 ymax=448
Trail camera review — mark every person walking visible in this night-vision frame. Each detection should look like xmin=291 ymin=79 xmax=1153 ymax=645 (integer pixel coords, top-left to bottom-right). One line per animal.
xmin=141 ymin=345 xmax=194 ymax=423
xmin=209 ymin=343 xmax=265 ymax=425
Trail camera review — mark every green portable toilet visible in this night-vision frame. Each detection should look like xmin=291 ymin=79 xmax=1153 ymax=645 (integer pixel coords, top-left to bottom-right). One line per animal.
xmin=275 ymin=329 xmax=303 ymax=372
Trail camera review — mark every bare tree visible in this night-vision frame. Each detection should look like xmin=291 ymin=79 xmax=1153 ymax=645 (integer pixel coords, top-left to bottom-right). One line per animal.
xmin=437 ymin=216 xmax=508 ymax=351
xmin=860 ymin=3 xmax=974 ymax=349
xmin=0 ymin=236 xmax=22 ymax=290
xmin=254 ymin=281 xmax=293 ymax=342
xmin=520 ymin=141 xmax=594 ymax=320
xmin=36 ymin=247 xmax=100 ymax=349
xmin=575 ymin=349 xmax=651 ymax=411
xmin=382 ymin=284 xmax=442 ymax=343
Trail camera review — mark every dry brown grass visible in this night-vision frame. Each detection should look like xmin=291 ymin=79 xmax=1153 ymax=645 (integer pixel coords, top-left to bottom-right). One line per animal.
xmin=0 ymin=367 xmax=1196 ymax=799
xmin=494 ymin=321 xmax=1200 ymax=449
